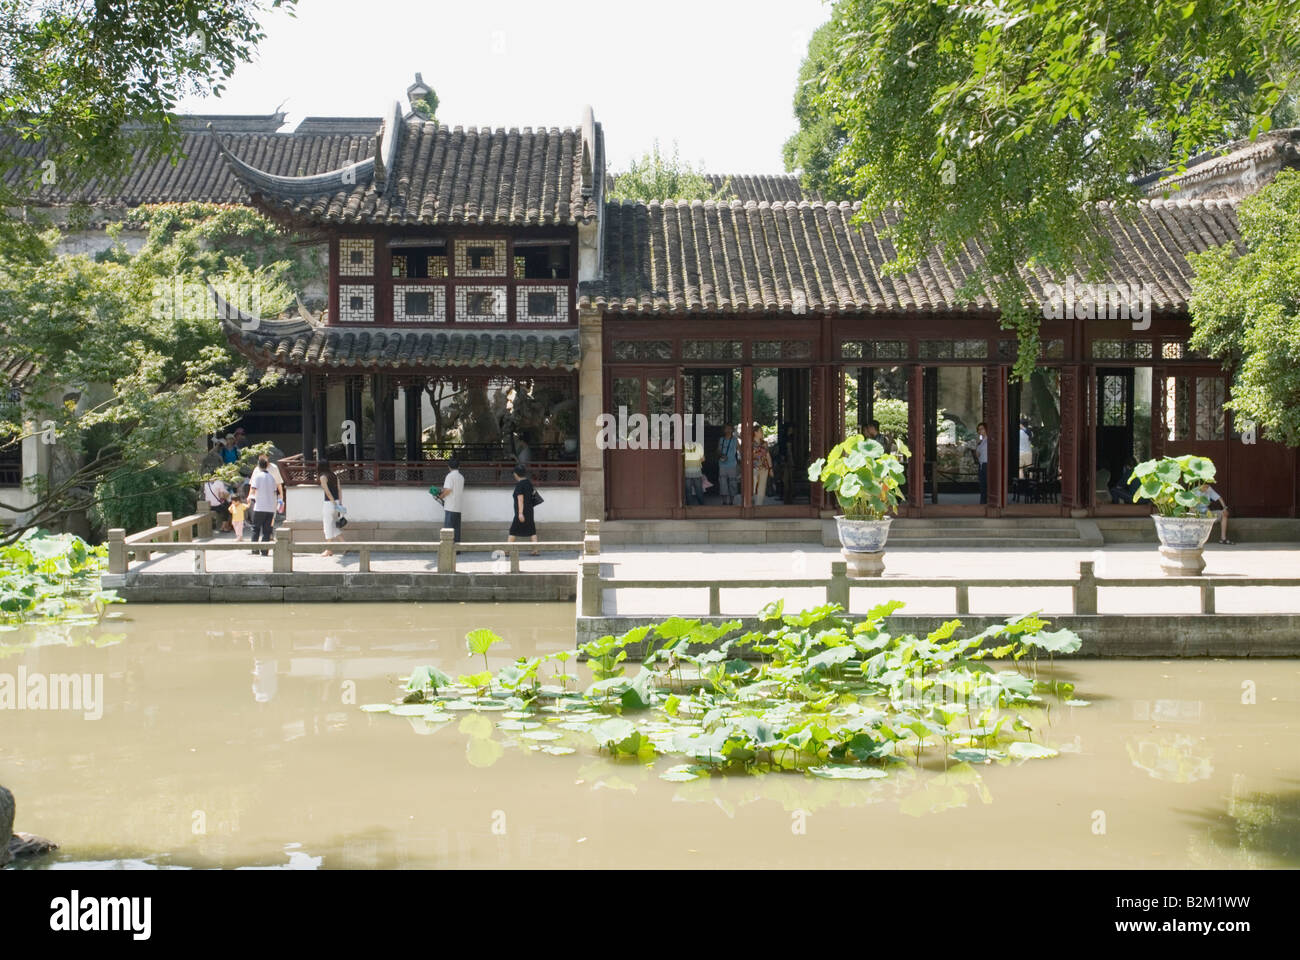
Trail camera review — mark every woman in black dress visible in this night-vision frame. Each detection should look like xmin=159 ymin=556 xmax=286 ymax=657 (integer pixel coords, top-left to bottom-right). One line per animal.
xmin=508 ymin=465 xmax=540 ymax=554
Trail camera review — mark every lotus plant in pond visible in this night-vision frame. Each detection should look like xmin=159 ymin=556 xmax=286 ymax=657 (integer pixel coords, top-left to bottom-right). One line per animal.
xmin=366 ymin=604 xmax=1088 ymax=782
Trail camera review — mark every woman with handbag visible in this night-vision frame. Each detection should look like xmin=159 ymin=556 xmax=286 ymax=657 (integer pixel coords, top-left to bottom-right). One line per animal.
xmin=319 ymin=461 xmax=345 ymax=557
xmin=508 ymin=464 xmax=541 ymax=555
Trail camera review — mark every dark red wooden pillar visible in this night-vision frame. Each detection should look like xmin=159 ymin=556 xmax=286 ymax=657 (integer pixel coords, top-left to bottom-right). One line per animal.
xmin=907 ymin=362 xmax=924 ymax=512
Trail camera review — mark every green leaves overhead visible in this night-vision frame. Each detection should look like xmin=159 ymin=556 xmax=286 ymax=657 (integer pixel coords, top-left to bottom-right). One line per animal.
xmin=1190 ymin=170 xmax=1300 ymax=446
xmin=796 ymin=0 xmax=1300 ymax=378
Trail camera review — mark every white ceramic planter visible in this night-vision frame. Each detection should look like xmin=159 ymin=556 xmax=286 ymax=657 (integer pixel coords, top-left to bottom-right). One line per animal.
xmin=1152 ymin=515 xmax=1216 ymax=576
xmin=835 ymin=516 xmax=892 ymax=553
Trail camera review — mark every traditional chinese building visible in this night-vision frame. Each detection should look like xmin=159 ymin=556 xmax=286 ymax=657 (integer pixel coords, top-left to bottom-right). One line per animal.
xmin=8 ymin=86 xmax=1299 ymax=534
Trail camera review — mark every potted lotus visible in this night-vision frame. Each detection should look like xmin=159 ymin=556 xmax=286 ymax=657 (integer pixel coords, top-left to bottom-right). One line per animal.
xmin=808 ymin=434 xmax=910 ymax=577
xmin=1128 ymin=454 xmax=1218 ymax=575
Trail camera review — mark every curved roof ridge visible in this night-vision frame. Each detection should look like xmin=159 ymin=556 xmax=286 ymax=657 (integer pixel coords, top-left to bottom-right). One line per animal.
xmin=208 ymin=123 xmax=375 ymax=199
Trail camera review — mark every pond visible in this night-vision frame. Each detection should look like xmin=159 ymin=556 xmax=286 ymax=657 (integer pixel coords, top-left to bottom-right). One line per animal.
xmin=2 ymin=604 xmax=1297 ymax=869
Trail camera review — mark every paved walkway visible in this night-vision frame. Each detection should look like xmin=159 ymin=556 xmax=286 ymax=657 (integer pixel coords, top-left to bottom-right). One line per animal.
xmin=127 ymin=533 xmax=1300 ymax=617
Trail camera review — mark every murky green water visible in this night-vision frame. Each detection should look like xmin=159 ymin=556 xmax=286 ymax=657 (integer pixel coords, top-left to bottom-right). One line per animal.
xmin=2 ymin=604 xmax=1297 ymax=868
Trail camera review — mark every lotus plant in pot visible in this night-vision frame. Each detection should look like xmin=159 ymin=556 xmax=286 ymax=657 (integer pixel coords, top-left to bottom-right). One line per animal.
xmin=808 ymin=434 xmax=910 ymax=577
xmin=1128 ymin=454 xmax=1218 ymax=575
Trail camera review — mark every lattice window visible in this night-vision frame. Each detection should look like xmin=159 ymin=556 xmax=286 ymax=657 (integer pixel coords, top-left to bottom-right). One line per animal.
xmin=392 ymin=285 xmax=447 ymax=322
xmin=753 ymin=340 xmax=812 ymax=360
xmin=683 ymin=340 xmax=743 ymax=361
xmin=516 ymin=286 xmax=569 ymax=323
xmin=1195 ymin=377 xmax=1225 ymax=441
xmin=1092 ymin=339 xmax=1153 ymax=359
xmin=455 ymin=285 xmax=507 ymax=322
xmin=1162 ymin=339 xmax=1185 ymax=360
xmin=611 ymin=340 xmax=672 ymax=362
xmin=338 ymin=237 xmax=374 ymax=276
xmin=338 ymin=284 xmax=375 ymax=323
xmin=919 ymin=339 xmax=987 ymax=359
xmin=454 ymin=239 xmax=507 ymax=277
xmin=999 ymin=338 xmax=1066 ymax=360
xmin=1100 ymin=374 xmax=1129 ymax=426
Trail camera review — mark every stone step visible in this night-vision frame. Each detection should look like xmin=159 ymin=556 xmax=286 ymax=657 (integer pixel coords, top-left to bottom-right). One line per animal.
xmin=881 ymin=537 xmax=1087 ymax=549
xmin=889 ymin=527 xmax=1076 ymax=540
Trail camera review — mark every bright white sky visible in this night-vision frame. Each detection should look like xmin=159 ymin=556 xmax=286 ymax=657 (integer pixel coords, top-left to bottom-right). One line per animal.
xmin=175 ymin=0 xmax=833 ymax=175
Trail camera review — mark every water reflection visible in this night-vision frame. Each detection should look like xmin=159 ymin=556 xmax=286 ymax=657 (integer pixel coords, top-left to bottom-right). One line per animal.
xmin=2 ymin=606 xmax=1297 ymax=869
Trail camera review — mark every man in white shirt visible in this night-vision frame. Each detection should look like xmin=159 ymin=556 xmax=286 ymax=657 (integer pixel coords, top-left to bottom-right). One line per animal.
xmin=248 ymin=456 xmax=279 ymax=555
xmin=1018 ymin=418 xmax=1033 ymax=477
xmin=436 ymin=458 xmax=466 ymax=542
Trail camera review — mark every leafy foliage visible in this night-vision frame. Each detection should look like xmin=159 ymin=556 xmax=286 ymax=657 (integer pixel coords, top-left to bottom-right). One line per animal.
xmin=807 ymin=433 xmax=911 ymax=520
xmin=0 ymin=529 xmax=121 ymax=624
xmin=799 ymin=0 xmax=1300 ymax=378
xmin=87 ymin=466 xmax=197 ymax=534
xmin=607 ymin=141 xmax=734 ymax=203
xmin=0 ymin=202 xmax=316 ymax=540
xmin=782 ymin=19 xmax=850 ymax=200
xmin=1129 ymin=455 xmax=1217 ymax=516
xmin=374 ymin=600 xmax=1087 ymax=780
xmin=1189 ymin=169 xmax=1300 ymax=445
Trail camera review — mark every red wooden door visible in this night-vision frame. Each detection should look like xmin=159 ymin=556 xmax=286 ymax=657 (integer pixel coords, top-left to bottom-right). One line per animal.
xmin=605 ymin=368 xmax=682 ymax=519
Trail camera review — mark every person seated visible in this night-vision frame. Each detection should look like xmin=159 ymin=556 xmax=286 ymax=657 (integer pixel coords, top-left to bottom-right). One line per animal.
xmin=1197 ymin=484 xmax=1232 ymax=544
xmin=1108 ymin=460 xmax=1139 ymax=504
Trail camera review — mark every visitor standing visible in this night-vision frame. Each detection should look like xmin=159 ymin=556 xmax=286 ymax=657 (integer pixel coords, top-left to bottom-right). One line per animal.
xmin=717 ymin=424 xmax=740 ymax=506
xmin=319 ymin=461 xmax=344 ymax=557
xmin=229 ymin=494 xmax=248 ymax=541
xmin=266 ymin=457 xmax=286 ymax=528
xmin=508 ymin=465 xmax=539 ymax=554
xmin=1018 ymin=418 xmax=1033 ymax=477
xmin=202 ymin=475 xmax=232 ymax=530
xmin=970 ymin=422 xmax=989 ymax=505
xmin=436 ymin=458 xmax=465 ymax=542
xmin=752 ymin=425 xmax=772 ymax=506
xmin=683 ymin=440 xmax=704 ymax=506
xmin=220 ymin=434 xmax=239 ymax=465
xmin=248 ymin=456 xmax=278 ymax=555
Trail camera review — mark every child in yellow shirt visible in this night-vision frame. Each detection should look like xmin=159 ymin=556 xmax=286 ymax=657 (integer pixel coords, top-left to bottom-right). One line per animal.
xmin=229 ymin=495 xmax=248 ymax=540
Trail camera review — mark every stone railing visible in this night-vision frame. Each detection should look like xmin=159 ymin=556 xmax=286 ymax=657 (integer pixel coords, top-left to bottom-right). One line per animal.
xmin=108 ymin=516 xmax=599 ymax=576
xmin=578 ymin=558 xmax=1299 ymax=618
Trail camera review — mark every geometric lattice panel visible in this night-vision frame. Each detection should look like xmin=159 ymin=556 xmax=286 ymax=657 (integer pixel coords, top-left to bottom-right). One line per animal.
xmin=392 ymin=285 xmax=447 ymax=322
xmin=516 ymin=285 xmax=569 ymax=322
xmin=338 ymin=284 xmax=375 ymax=323
xmin=455 ymin=285 xmax=507 ymax=322
xmin=338 ymin=237 xmax=374 ymax=276
xmin=454 ymin=238 xmax=507 ymax=277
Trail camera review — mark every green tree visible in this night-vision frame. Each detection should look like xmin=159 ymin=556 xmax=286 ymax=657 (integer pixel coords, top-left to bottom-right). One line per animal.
xmin=608 ymin=141 xmax=734 ymax=203
xmin=1 ymin=1 xmax=295 ymax=235
xmin=0 ymin=205 xmax=306 ymax=539
xmin=802 ymin=0 xmax=1300 ymax=378
xmin=782 ymin=20 xmax=850 ymax=200
xmin=1188 ymin=169 xmax=1300 ymax=446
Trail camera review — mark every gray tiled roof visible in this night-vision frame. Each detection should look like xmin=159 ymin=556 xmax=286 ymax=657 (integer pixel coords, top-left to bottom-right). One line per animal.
xmin=580 ymin=197 xmax=1243 ymax=314
xmin=228 ymin=118 xmax=601 ymax=227
xmin=5 ymin=130 xmax=375 ymax=207
xmin=227 ymin=316 xmax=579 ymax=372
xmin=705 ymin=174 xmax=820 ymax=203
